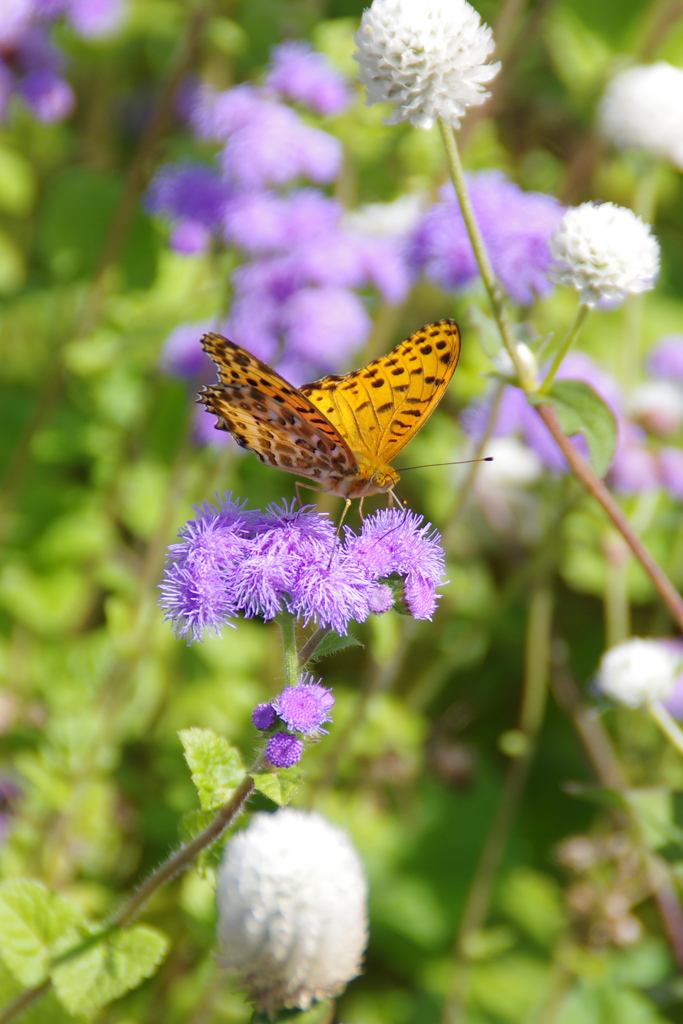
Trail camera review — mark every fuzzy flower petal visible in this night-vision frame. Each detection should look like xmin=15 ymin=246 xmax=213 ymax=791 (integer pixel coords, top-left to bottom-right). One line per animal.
xmin=549 ymin=202 xmax=660 ymax=308
xmin=354 ymin=0 xmax=500 ymax=129
xmin=275 ymin=676 xmax=335 ymax=736
xmin=597 ymin=637 xmax=680 ymax=708
xmin=217 ymin=809 xmax=367 ymax=1014
xmin=266 ymin=41 xmax=351 ymax=115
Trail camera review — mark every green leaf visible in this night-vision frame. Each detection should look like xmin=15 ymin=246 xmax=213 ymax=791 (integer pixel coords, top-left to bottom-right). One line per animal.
xmin=178 ymin=727 xmax=245 ymax=811
xmin=0 ymin=881 xmax=86 ymax=987
xmin=304 ymin=630 xmax=363 ymax=664
xmin=529 ymin=380 xmax=617 ymax=477
xmin=52 ymin=925 xmax=169 ymax=1016
xmin=253 ymin=767 xmax=305 ymax=806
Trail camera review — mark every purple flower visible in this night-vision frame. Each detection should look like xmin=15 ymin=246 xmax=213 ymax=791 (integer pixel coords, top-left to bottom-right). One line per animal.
xmin=159 ymin=498 xmax=448 ymax=640
xmin=252 ymin=703 xmax=277 ymax=730
xmin=265 ymin=40 xmax=351 ymax=115
xmin=222 ymin=189 xmax=342 ymax=255
xmin=20 ymin=67 xmax=73 ymax=120
xmin=649 ymin=335 xmax=683 ymax=382
xmin=282 ymin=286 xmax=372 ymax=369
xmin=274 ymin=675 xmax=335 ymax=735
xmin=146 ymin=162 xmax=230 ymax=251
xmin=219 ymin=107 xmax=342 ymax=189
xmin=0 ymin=0 xmax=33 ymax=48
xmin=608 ymin=422 xmax=659 ymax=494
xmin=266 ymin=732 xmax=303 ymax=768
xmin=660 ymin=447 xmax=683 ymax=500
xmin=464 ymin=351 xmax=623 ymax=475
xmin=60 ymin=0 xmax=125 ymax=38
xmin=159 ymin=321 xmax=214 ymax=380
xmin=344 ymin=508 xmax=446 ymax=619
xmin=410 ymin=173 xmax=564 ymax=305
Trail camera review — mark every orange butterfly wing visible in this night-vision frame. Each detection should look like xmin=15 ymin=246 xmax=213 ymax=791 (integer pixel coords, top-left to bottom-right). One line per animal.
xmin=198 ymin=333 xmax=358 ymax=491
xmin=299 ymin=319 xmax=461 ymax=462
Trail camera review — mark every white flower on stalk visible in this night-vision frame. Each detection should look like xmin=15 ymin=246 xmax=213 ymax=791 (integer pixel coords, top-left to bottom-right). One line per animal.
xmin=598 ymin=62 xmax=683 ymax=170
xmin=216 ymin=809 xmax=368 ymax=1015
xmin=354 ymin=0 xmax=500 ymax=129
xmin=549 ymin=202 xmax=660 ymax=308
xmin=596 ymin=637 xmax=679 ymax=708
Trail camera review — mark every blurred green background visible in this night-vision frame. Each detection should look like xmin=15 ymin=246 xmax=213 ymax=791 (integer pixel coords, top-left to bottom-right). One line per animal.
xmin=2 ymin=0 xmax=683 ymax=1021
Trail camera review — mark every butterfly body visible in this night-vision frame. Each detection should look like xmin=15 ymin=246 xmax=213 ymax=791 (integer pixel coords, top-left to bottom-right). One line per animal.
xmin=198 ymin=319 xmax=460 ymax=499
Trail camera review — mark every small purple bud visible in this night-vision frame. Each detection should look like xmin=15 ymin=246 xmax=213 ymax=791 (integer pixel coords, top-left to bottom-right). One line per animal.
xmin=266 ymin=732 xmax=303 ymax=768
xmin=252 ymin=702 xmax=277 ymax=731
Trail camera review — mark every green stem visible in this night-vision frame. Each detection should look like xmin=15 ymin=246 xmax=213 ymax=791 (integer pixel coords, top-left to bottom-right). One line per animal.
xmin=438 ymin=120 xmax=524 ymax=379
xmin=604 ymin=533 xmax=630 ymax=647
xmin=277 ymin=613 xmax=300 ymax=687
xmin=649 ymin=701 xmax=683 ymax=758
xmin=538 ymin=304 xmax=590 ymax=394
xmin=443 ymin=583 xmax=553 ymax=1024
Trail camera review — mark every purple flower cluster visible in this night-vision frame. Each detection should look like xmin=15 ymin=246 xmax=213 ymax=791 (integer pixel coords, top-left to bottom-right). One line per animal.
xmin=252 ymin=674 xmax=335 ymax=768
xmin=159 ymin=496 xmax=446 ymax=642
xmin=149 ymin=42 xmax=413 ymax=392
xmin=410 ymin=173 xmax=565 ymax=306
xmin=0 ymin=0 xmax=124 ymax=122
xmin=465 ymin=335 xmax=683 ymax=500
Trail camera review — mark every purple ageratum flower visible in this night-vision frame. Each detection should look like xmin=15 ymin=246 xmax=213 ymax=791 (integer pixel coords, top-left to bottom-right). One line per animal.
xmin=410 ymin=173 xmax=564 ymax=306
xmin=265 ymin=40 xmax=351 ymax=116
xmin=159 ymin=497 xmax=254 ymax=641
xmin=0 ymin=0 xmax=33 ymax=48
xmin=266 ymin=732 xmax=303 ymax=768
xmin=274 ymin=675 xmax=335 ymax=736
xmin=192 ymin=83 xmax=265 ymax=140
xmin=464 ymin=351 xmax=623 ymax=475
xmin=60 ymin=0 xmax=125 ymax=37
xmin=282 ymin=286 xmax=372 ymax=370
xmin=160 ymin=498 xmax=447 ymax=640
xmin=344 ymin=509 xmax=446 ymax=619
xmin=649 ymin=335 xmax=683 ymax=382
xmin=220 ymin=107 xmax=342 ymax=190
xmin=223 ymin=189 xmax=342 ymax=255
xmin=146 ymin=162 xmax=230 ymax=253
xmin=159 ymin=321 xmax=214 ymax=380
xmin=659 ymin=447 xmax=683 ymax=500
xmin=252 ymin=702 xmax=277 ymax=730
xmin=608 ymin=422 xmax=659 ymax=494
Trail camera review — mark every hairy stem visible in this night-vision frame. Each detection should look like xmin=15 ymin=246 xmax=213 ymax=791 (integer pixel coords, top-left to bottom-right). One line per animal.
xmin=278 ymin=613 xmax=300 ymax=687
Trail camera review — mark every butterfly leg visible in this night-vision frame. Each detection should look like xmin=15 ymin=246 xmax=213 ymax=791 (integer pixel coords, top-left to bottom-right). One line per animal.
xmin=357 ymin=497 xmax=365 ymax=523
xmin=295 ymin=480 xmax=326 ymax=508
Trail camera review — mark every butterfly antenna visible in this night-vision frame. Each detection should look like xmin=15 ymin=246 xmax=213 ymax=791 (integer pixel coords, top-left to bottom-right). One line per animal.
xmin=398 ymin=457 xmax=494 ymax=471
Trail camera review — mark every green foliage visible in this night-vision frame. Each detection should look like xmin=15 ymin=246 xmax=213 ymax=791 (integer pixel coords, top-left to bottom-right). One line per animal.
xmin=51 ymin=926 xmax=169 ymax=1016
xmin=253 ymin=767 xmax=306 ymax=806
xmin=0 ymin=881 xmax=86 ymax=987
xmin=304 ymin=630 xmax=363 ymax=664
xmin=529 ymin=380 xmax=618 ymax=477
xmin=179 ymin=728 xmax=245 ymax=811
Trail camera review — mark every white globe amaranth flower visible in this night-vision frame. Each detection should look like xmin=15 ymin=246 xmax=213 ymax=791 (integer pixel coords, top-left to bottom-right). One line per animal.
xmin=549 ymin=202 xmax=660 ymax=308
xmin=598 ymin=62 xmax=683 ymax=170
xmin=597 ymin=637 xmax=679 ymax=708
xmin=354 ymin=0 xmax=501 ymax=129
xmin=216 ymin=808 xmax=368 ymax=1015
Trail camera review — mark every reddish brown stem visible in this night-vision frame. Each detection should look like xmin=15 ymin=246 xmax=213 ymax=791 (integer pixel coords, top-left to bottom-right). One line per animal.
xmin=535 ymin=403 xmax=683 ymax=632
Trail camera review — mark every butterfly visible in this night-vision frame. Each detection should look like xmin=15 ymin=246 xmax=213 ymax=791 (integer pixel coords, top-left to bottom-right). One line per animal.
xmin=198 ymin=319 xmax=461 ymax=516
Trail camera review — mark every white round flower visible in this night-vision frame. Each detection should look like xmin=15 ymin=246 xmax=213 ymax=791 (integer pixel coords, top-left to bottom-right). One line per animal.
xmin=629 ymin=380 xmax=683 ymax=437
xmin=598 ymin=62 xmax=683 ymax=170
xmin=217 ymin=809 xmax=368 ymax=1015
xmin=354 ymin=0 xmax=501 ymax=130
xmin=549 ymin=202 xmax=659 ymax=308
xmin=597 ymin=637 xmax=679 ymax=708
xmin=480 ymin=436 xmax=542 ymax=488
